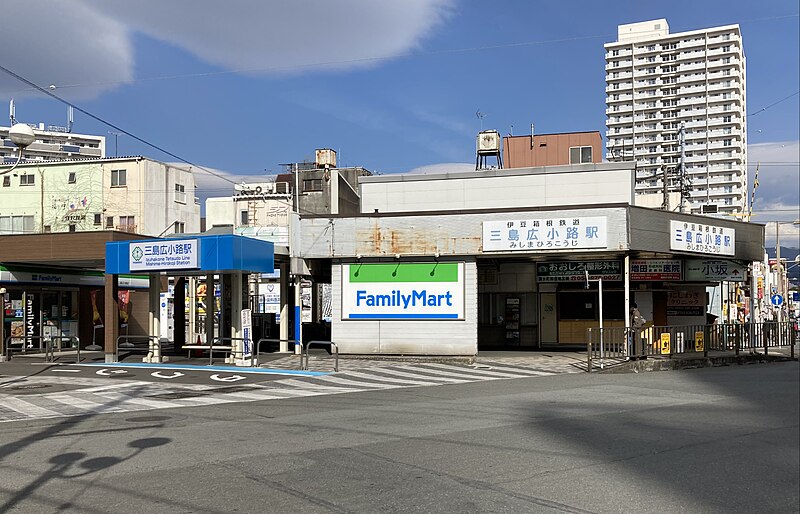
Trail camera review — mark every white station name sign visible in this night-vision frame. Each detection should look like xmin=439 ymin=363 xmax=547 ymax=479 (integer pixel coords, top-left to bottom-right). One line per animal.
xmin=130 ymin=239 xmax=199 ymax=271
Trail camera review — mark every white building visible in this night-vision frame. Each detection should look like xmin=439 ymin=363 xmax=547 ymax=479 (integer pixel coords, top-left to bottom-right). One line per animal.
xmin=0 ymin=157 xmax=200 ymax=236
xmin=1 ymin=124 xmax=105 ymax=163
xmin=604 ymin=19 xmax=747 ymax=216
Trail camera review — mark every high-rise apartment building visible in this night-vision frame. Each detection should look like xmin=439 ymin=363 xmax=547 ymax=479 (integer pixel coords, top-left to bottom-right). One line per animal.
xmin=604 ymin=19 xmax=747 ymax=215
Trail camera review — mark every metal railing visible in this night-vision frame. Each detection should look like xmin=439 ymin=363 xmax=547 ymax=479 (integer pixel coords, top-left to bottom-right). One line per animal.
xmin=302 ymin=341 xmax=338 ymax=372
xmin=115 ymin=335 xmax=162 ymax=362
xmin=587 ymin=322 xmax=797 ymax=371
xmin=251 ymin=338 xmax=300 ymax=366
xmin=209 ymin=337 xmax=247 ymax=366
xmin=44 ymin=336 xmax=81 ymax=363
xmin=4 ymin=335 xmax=50 ymax=361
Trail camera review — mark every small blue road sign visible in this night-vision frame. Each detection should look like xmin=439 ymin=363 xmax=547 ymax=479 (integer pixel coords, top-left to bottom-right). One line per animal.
xmin=770 ymin=294 xmax=783 ymax=306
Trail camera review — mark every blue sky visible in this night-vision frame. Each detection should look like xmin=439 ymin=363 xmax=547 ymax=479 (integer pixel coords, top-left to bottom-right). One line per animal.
xmin=1 ymin=1 xmax=798 ymax=242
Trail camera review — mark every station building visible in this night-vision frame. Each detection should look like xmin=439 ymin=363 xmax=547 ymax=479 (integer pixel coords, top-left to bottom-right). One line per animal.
xmin=297 ymin=161 xmax=763 ymax=355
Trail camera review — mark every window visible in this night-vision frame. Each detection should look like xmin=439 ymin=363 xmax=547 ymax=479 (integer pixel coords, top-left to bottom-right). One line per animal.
xmin=612 ymin=49 xmax=619 ymax=56
xmin=174 ymin=222 xmax=185 ymax=234
xmin=723 ymin=115 xmax=732 ymax=123
xmin=94 ymin=213 xmax=102 ymax=225
xmin=303 ymin=178 xmax=323 ymax=192
xmin=240 ymin=210 xmax=249 ymax=226
xmin=68 ymin=224 xmax=77 ymax=233
xmin=0 ymin=215 xmax=34 ymax=234
xmin=569 ymin=146 xmax=593 ymax=164
xmin=2 ymin=176 xmax=9 ymax=187
xmin=118 ymin=216 xmax=135 ymax=232
xmin=723 ymin=139 xmax=732 ymax=147
xmin=43 ymin=225 xmax=51 ymax=233
xmin=174 ymin=183 xmax=186 ymax=203
xmin=68 ymin=172 xmax=76 ymax=184
xmin=111 ymin=169 xmax=126 ymax=187
xmin=722 ymin=45 xmax=730 ymax=52
xmin=19 ymin=174 xmax=35 ymax=186
xmin=106 ymin=216 xmax=114 ymax=228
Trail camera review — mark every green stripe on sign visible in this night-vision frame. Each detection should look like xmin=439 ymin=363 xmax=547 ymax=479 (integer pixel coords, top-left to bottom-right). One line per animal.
xmin=349 ymin=263 xmax=458 ymax=282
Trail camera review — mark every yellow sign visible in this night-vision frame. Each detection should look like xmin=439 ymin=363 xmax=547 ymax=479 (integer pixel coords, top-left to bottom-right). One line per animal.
xmin=660 ymin=333 xmax=671 ymax=355
xmin=695 ymin=331 xmax=704 ymax=352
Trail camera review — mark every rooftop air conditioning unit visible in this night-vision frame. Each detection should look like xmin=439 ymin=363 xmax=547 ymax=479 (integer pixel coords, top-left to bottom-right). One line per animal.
xmin=476 ymin=130 xmax=501 ymax=153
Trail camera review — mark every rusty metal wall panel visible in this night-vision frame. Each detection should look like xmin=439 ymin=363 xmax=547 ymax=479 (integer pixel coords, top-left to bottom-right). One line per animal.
xmin=300 ymin=207 xmax=630 ymax=259
xmin=330 ymin=259 xmax=478 ymax=355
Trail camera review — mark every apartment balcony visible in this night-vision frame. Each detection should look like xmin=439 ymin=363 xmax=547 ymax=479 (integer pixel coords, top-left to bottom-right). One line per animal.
xmin=606 ymin=71 xmax=633 ymax=82
xmin=606 ymin=93 xmax=634 ymax=104
xmin=605 ymin=61 xmax=632 ymax=71
xmin=707 ymin=57 xmax=742 ymax=69
xmin=606 ymin=116 xmax=633 ymax=126
xmin=605 ymin=48 xmax=632 ymax=59
xmin=707 ymin=94 xmax=741 ymax=105
xmin=677 ymin=73 xmax=707 ymax=85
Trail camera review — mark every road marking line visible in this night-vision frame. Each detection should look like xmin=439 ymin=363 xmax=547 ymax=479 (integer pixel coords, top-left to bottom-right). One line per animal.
xmin=0 ymin=396 xmax=63 ymax=418
xmin=368 ymin=367 xmax=470 ymax=384
xmin=341 ymin=370 xmax=441 ymax=386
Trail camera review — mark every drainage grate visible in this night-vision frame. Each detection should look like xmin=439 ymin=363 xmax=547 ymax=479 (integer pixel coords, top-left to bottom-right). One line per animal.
xmin=146 ymin=391 xmax=208 ymax=400
xmin=10 ymin=384 xmax=51 ymax=390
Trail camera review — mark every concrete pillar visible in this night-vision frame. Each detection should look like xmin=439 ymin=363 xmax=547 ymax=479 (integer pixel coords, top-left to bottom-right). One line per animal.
xmin=144 ymin=274 xmax=163 ymax=363
xmin=103 ymin=274 xmax=119 ymax=363
xmin=279 ymin=262 xmax=289 ymax=352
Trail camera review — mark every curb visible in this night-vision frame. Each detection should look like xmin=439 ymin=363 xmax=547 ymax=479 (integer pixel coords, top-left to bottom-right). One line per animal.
xmin=599 ymin=353 xmax=797 ymax=373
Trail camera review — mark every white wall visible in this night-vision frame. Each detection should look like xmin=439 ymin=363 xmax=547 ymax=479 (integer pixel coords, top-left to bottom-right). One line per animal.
xmin=360 ymin=164 xmax=634 ymax=214
xmin=331 ymin=259 xmax=478 ymax=355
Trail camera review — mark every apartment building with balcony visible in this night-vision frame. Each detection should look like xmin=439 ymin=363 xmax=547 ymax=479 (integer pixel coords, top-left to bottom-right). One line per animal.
xmin=0 ymin=157 xmax=199 ymax=236
xmin=1 ymin=123 xmax=105 ymax=163
xmin=604 ymin=19 xmax=747 ymax=215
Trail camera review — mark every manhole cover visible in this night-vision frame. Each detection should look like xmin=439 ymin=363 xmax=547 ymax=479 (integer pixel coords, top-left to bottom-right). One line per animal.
xmin=125 ymin=415 xmax=172 ymax=423
xmin=10 ymin=384 xmax=51 ymax=390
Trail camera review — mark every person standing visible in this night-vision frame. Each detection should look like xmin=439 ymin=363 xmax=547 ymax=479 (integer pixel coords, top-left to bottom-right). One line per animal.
xmin=629 ymin=302 xmax=646 ymax=358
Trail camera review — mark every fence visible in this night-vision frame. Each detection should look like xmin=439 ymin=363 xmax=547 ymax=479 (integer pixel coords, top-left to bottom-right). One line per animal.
xmin=587 ymin=322 xmax=797 ymax=371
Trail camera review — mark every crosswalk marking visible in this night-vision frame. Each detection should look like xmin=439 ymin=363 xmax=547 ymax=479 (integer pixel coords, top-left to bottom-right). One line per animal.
xmin=0 ymin=362 xmax=575 ymax=423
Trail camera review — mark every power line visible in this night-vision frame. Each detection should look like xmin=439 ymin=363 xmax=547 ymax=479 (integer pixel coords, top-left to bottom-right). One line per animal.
xmin=748 ymin=91 xmax=800 ymax=117
xmin=0 ymin=64 xmax=239 ymax=187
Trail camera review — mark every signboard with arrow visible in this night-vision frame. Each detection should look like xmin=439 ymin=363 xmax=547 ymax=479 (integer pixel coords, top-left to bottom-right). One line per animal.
xmin=685 ymin=259 xmax=746 ymax=282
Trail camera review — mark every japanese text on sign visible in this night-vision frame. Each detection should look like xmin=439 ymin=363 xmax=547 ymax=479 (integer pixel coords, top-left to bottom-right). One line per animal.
xmin=670 ymin=221 xmax=735 ymax=256
xmin=630 ymin=259 xmax=682 ymax=281
xmin=130 ymin=239 xmax=199 ymax=271
xmin=536 ymin=260 xmax=622 ymax=282
xmin=483 ymin=217 xmax=607 ymax=252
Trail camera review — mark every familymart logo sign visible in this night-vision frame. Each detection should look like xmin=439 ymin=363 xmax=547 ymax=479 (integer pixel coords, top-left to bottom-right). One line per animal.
xmin=342 ymin=262 xmax=464 ymax=320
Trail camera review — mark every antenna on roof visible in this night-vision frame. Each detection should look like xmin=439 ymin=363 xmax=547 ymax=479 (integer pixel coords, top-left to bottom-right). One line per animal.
xmin=67 ymin=106 xmax=73 ymax=133
xmin=9 ymin=99 xmax=15 ymax=125
xmin=476 ymin=110 xmax=486 ymax=131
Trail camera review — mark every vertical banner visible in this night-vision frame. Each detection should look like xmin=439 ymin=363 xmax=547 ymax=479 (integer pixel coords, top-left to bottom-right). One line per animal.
xmin=90 ymin=290 xmax=104 ymax=328
xmin=241 ymin=308 xmax=252 ymax=359
xmin=118 ymin=290 xmax=130 ymax=328
xmin=300 ymin=280 xmax=313 ymax=323
xmin=694 ymin=332 xmax=704 ymax=353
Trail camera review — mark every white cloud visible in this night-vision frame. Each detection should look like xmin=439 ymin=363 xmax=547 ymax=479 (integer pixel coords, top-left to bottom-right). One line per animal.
xmin=1 ymin=0 xmax=451 ymax=100
xmin=0 ymin=1 xmax=134 ymax=100
xmin=747 ymin=141 xmax=800 ymax=247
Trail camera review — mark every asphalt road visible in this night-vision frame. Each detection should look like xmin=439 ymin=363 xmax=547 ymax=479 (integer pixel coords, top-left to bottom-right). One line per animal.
xmin=0 ymin=362 xmax=797 ymax=513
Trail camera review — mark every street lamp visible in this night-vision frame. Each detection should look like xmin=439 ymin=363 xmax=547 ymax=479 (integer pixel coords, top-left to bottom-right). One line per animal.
xmin=1 ymin=123 xmax=35 ymax=175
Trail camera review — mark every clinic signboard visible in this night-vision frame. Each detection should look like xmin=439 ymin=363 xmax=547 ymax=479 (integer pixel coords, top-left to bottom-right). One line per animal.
xmin=536 ymin=260 xmax=622 ymax=282
xmin=630 ymin=259 xmax=682 ymax=281
xmin=670 ymin=221 xmax=735 ymax=256
xmin=342 ymin=262 xmax=464 ymax=320
xmin=130 ymin=239 xmax=199 ymax=271
xmin=483 ymin=217 xmax=607 ymax=252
